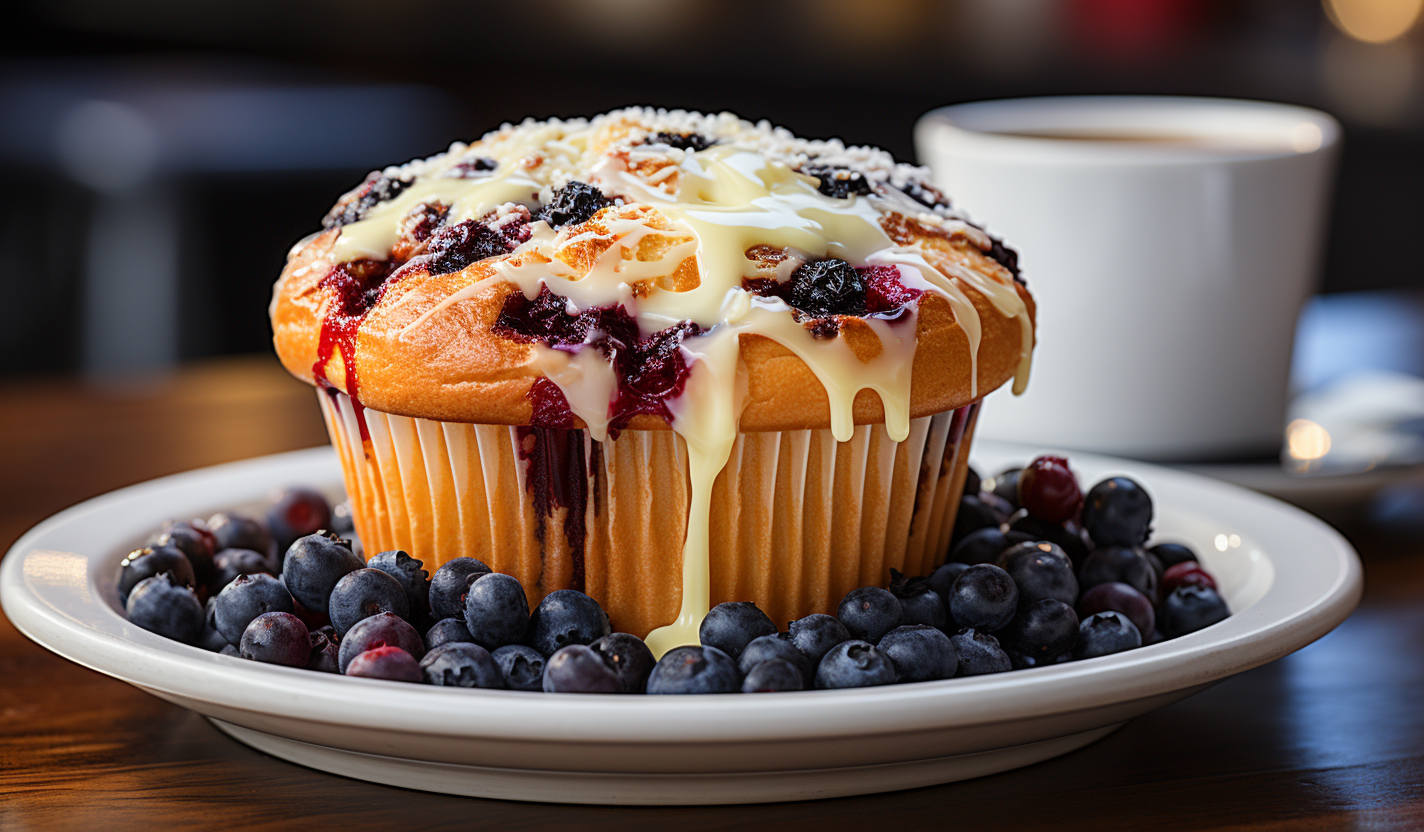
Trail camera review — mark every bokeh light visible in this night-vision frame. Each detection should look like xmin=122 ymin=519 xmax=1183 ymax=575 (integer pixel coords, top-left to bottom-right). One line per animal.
xmin=1324 ymin=0 xmax=1423 ymax=44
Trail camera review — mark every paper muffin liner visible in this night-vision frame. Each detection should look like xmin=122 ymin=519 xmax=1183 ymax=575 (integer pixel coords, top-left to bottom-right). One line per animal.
xmin=318 ymin=390 xmax=980 ymax=637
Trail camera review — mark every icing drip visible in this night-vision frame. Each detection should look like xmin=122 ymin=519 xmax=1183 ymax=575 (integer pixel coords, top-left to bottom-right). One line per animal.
xmin=313 ymin=111 xmax=1033 ymax=656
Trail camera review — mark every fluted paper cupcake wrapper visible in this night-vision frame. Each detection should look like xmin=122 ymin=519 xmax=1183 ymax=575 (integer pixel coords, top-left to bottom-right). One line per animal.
xmin=319 ymin=390 xmax=979 ymax=637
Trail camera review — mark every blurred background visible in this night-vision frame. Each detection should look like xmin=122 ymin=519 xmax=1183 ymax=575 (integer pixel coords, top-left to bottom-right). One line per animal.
xmin=2 ymin=0 xmax=1422 ymax=379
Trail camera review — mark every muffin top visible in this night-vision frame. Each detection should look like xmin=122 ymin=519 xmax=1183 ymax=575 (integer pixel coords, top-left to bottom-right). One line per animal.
xmin=270 ymin=107 xmax=1035 ymax=442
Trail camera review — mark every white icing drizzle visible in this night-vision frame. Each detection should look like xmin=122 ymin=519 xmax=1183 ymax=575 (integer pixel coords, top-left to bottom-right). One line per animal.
xmin=320 ymin=109 xmax=1033 ymax=656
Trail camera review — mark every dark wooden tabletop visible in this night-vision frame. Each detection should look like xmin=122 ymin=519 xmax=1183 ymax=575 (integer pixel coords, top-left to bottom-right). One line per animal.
xmin=2 ymin=356 xmax=1421 ymax=831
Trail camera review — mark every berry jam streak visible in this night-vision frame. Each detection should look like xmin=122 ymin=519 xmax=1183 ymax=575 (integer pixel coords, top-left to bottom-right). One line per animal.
xmin=516 ymin=426 xmax=588 ymax=593
xmin=313 ymin=258 xmax=397 ymax=441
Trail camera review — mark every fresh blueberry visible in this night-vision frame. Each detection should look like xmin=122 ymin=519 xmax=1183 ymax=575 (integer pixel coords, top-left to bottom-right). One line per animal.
xmin=647 ymin=645 xmax=741 ymax=694
xmin=367 ymin=550 xmax=431 ymax=623
xmin=207 ymin=511 xmax=276 ymax=566
xmin=492 ymin=644 xmax=546 ymax=691
xmin=815 ymin=640 xmax=897 ymax=689
xmin=346 ymin=646 xmax=423 ymax=682
xmin=950 ymin=526 xmax=1011 ymax=566
xmin=149 ymin=520 xmax=217 ymax=589
xmin=1007 ymin=650 xmax=1074 ymax=669
xmin=698 ymin=601 xmax=777 ymax=661
xmin=989 ymin=467 xmax=1023 ymax=511
xmin=281 ymin=531 xmax=363 ymax=613
xmin=428 ymin=557 xmax=492 ymax=621
xmin=329 ymin=568 xmax=410 ymax=636
xmin=997 ymin=599 xmax=1078 ymax=665
xmin=214 ymin=573 xmax=295 ymax=645
xmin=1016 ymin=456 xmax=1083 ymax=524
xmin=543 ymin=644 xmax=623 ymax=693
xmin=742 ymin=659 xmax=805 ymax=692
xmin=1080 ymin=477 xmax=1154 ymax=547
xmin=1006 ymin=512 xmax=1093 ymax=568
xmin=1150 ymin=542 xmax=1198 ymax=571
xmin=196 ymin=602 xmax=230 ymax=651
xmin=894 ymin=587 xmax=947 ymax=631
xmin=338 ymin=611 xmax=425 ymax=673
xmin=929 ymin=561 xmax=972 ymax=605
xmin=837 ymin=586 xmax=904 ymax=643
xmin=462 ymin=572 xmax=529 ymax=650
xmin=997 ymin=541 xmax=1078 ymax=607
xmin=308 ymin=625 xmax=341 ymax=673
xmin=330 ymin=500 xmax=356 ymax=536
xmin=210 ymin=548 xmax=273 ymax=595
xmin=420 ymin=642 xmax=504 ymax=688
xmin=590 ymin=633 xmax=656 ymax=693
xmin=948 ymin=564 xmax=1018 ymax=631
xmin=879 ymin=625 xmax=957 ymax=682
xmin=1161 ymin=562 xmax=1219 ymax=597
xmin=950 ymin=496 xmax=1009 ymax=548
xmin=963 ymin=465 xmax=982 ymax=499
xmin=117 ymin=545 xmax=195 ymax=604
xmin=738 ymin=633 xmax=813 ymax=685
xmin=1073 ymin=611 xmax=1143 ymax=659
xmin=1159 ymin=586 xmax=1230 ymax=638
xmin=787 ymin=613 xmax=851 ymax=667
xmin=1079 ymin=546 xmax=1158 ymax=598
xmin=266 ymin=487 xmax=333 ymax=554
xmin=1078 ymin=581 xmax=1156 ymax=638
xmin=239 ymin=611 xmax=311 ymax=667
xmin=526 ymin=589 xmax=611 ymax=658
xmin=425 ymin=617 xmax=476 ymax=650
xmin=951 ymin=629 xmax=1013 ymax=676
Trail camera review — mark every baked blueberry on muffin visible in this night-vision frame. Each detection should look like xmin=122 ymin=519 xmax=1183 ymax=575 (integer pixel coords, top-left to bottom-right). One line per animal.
xmin=270 ymin=108 xmax=1035 ymax=654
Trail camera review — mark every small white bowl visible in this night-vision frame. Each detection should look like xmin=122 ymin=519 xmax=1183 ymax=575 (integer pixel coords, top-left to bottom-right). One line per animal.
xmin=0 ymin=442 xmax=1361 ymax=805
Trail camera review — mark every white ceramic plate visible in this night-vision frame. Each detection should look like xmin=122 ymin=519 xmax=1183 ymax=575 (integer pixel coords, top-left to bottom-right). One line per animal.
xmin=1 ymin=442 xmax=1362 ymax=805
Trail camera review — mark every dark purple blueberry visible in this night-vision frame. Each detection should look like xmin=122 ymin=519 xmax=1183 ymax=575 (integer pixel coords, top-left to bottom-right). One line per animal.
xmin=346 ymin=646 xmax=422 ymax=682
xmin=644 ymin=131 xmax=714 ymax=151
xmin=1073 ymin=611 xmax=1143 ymax=659
xmin=239 ymin=612 xmax=311 ymax=667
xmin=963 ymin=465 xmax=982 ymax=498
xmin=948 ymin=564 xmax=1018 ymax=631
xmin=1159 ymin=586 xmax=1230 ymax=638
xmin=998 ymin=599 xmax=1078 ymax=664
xmin=117 ymin=545 xmax=195 ymax=604
xmin=950 ymin=527 xmax=1011 ymax=566
xmin=206 ymin=511 xmax=276 ymax=566
xmin=266 ymin=488 xmax=333 ymax=555
xmin=323 ymin=172 xmax=412 ymax=229
xmin=804 ymin=166 xmax=872 ymax=200
xmin=929 ymin=562 xmax=972 ymax=605
xmin=986 ymin=236 xmax=1021 ymax=280
xmin=308 ymin=625 xmax=341 ymax=673
xmin=989 ymin=468 xmax=1023 ymax=511
xmin=1161 ymin=562 xmax=1219 ymax=598
xmin=997 ymin=541 xmax=1078 ymax=607
xmin=492 ymin=644 xmax=546 ymax=691
xmin=950 ymin=497 xmax=1009 ymax=551
xmin=1078 ymin=582 xmax=1156 ymax=640
xmin=1017 ymin=456 xmax=1083 ymax=524
xmin=895 ymin=588 xmax=947 ymax=631
xmin=526 ymin=589 xmax=611 ymax=658
xmin=420 ymin=642 xmax=504 ymax=688
xmin=462 ymin=572 xmax=529 ymax=650
xmin=537 ymin=181 xmax=612 ymax=228
xmin=738 ymin=633 xmax=813 ymax=685
xmin=879 ymin=625 xmax=957 ymax=682
xmin=1008 ymin=650 xmax=1074 ymax=669
xmin=787 ymin=258 xmax=866 ymax=317
xmin=1006 ymin=512 xmax=1093 ymax=568
xmin=543 ymin=644 xmax=622 ymax=693
xmin=366 ymin=550 xmax=431 ymax=623
xmin=589 ymin=633 xmax=656 ymax=694
xmin=330 ymin=500 xmax=356 ymax=536
xmin=329 ymin=568 xmax=410 ymax=636
xmin=428 ymin=557 xmax=492 ymax=621
xmin=214 ymin=573 xmax=295 ymax=645
xmin=1150 ymin=542 xmax=1198 ymax=571
xmin=1081 ymin=477 xmax=1154 ymax=548
xmin=742 ymin=659 xmax=805 ymax=693
xmin=426 ymin=218 xmax=519 ymax=276
xmin=210 ymin=548 xmax=273 ymax=595
xmin=814 ymin=640 xmax=896 ymax=689
xmin=281 ymin=531 xmax=362 ymax=613
xmin=149 ymin=521 xmax=217 ymax=589
xmin=837 ymin=586 xmax=904 ymax=644
xmin=1079 ymin=546 xmax=1158 ymax=598
xmin=787 ymin=613 xmax=851 ymax=667
xmin=337 ymin=611 xmax=425 ymax=673
xmin=196 ymin=599 xmax=231 ymax=652
xmin=951 ymin=629 xmax=1013 ymax=676
xmin=647 ymin=645 xmax=742 ymax=695
xmin=698 ymin=601 xmax=778 ymax=661
xmin=425 ymin=618 xmax=475 ymax=650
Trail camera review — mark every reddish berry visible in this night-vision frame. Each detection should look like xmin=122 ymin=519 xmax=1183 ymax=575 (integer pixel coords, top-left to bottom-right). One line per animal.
xmin=1161 ymin=562 xmax=1218 ymax=597
xmin=1017 ymin=456 xmax=1083 ymax=523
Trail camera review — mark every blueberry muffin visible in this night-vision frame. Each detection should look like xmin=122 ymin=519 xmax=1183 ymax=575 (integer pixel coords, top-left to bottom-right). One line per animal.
xmin=270 ymin=108 xmax=1035 ymax=651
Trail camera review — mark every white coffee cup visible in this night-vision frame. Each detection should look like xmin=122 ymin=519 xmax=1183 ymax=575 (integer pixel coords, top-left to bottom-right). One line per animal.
xmin=916 ymin=97 xmax=1341 ymax=461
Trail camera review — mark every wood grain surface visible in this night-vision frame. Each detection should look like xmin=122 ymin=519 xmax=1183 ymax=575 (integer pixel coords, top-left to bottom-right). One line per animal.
xmin=2 ymin=356 xmax=1421 ymax=831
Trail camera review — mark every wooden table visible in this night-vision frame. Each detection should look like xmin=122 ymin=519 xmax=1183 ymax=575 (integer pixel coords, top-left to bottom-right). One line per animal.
xmin=2 ymin=356 xmax=1421 ymax=830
